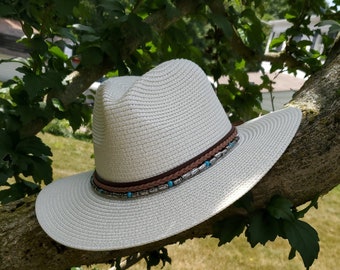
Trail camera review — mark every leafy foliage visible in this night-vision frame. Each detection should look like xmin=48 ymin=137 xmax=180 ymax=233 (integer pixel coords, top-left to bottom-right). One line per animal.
xmin=0 ymin=128 xmax=53 ymax=203
xmin=213 ymin=194 xmax=320 ymax=269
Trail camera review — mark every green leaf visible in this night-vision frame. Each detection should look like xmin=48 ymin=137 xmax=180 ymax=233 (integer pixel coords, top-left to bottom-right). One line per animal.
xmin=43 ymin=71 xmax=64 ymax=90
xmin=267 ymin=195 xmax=295 ymax=221
xmin=233 ymin=70 xmax=249 ymax=86
xmin=245 ymin=211 xmax=279 ymax=247
xmin=235 ymin=59 xmax=246 ymax=70
xmin=211 ymin=14 xmax=233 ymax=37
xmin=212 ymin=216 xmax=246 ymax=246
xmin=15 ymin=104 xmax=47 ymax=125
xmin=297 ymin=40 xmax=313 ymax=48
xmin=283 ymin=220 xmax=319 ymax=268
xmin=288 ymin=247 xmax=297 ymax=260
xmin=52 ymin=98 xmax=65 ymax=112
xmin=270 ymin=35 xmax=285 ymax=49
xmin=241 ymin=8 xmax=264 ymax=51
xmin=270 ymin=60 xmax=284 ymax=73
xmin=56 ymin=27 xmax=78 ymax=43
xmin=81 ymin=34 xmax=100 ymax=43
xmin=29 ymin=35 xmax=48 ymax=55
xmin=0 ymin=57 xmax=30 ymax=67
xmin=0 ymin=182 xmax=39 ymax=204
xmin=22 ymin=22 xmax=33 ymax=38
xmin=30 ymin=156 xmax=53 ymax=184
xmin=9 ymin=136 xmax=52 ymax=186
xmin=98 ymin=0 xmax=125 ymax=16
xmin=22 ymin=72 xmax=45 ymax=101
xmin=285 ymin=13 xmax=297 ymax=21
xmin=67 ymin=102 xmax=86 ymax=131
xmin=0 ymin=131 xmax=13 ymax=159
xmin=0 ymin=185 xmax=24 ymax=204
xmin=16 ymin=136 xmax=52 ymax=157
xmin=72 ymin=24 xmax=96 ymax=33
xmin=49 ymin=46 xmax=68 ymax=61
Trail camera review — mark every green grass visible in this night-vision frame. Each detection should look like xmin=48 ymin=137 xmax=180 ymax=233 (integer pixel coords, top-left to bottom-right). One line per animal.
xmin=39 ymin=133 xmax=94 ymax=180
xmin=41 ymin=133 xmax=339 ymax=270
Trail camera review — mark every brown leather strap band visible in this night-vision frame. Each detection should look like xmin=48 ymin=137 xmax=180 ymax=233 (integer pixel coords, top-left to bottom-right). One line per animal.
xmin=93 ymin=126 xmax=237 ymax=193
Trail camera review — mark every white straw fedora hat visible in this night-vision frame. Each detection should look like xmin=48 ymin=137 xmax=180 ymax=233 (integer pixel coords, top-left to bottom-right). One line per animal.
xmin=36 ymin=59 xmax=302 ymax=251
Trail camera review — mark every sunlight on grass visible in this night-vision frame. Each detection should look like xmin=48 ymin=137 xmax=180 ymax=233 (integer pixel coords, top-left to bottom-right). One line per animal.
xmin=42 ymin=133 xmax=339 ymax=270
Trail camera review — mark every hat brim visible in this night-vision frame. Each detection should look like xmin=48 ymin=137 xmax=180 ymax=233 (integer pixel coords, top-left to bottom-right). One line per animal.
xmin=35 ymin=107 xmax=301 ymax=251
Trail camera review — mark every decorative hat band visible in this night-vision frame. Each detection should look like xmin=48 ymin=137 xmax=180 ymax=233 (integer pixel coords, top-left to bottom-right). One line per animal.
xmin=91 ymin=126 xmax=239 ymax=199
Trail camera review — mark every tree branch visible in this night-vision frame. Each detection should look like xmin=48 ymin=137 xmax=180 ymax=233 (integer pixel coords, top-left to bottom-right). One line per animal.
xmin=262 ymin=50 xmax=311 ymax=72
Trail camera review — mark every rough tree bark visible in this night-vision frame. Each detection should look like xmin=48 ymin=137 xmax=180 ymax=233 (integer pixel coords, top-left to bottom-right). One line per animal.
xmin=1 ymin=37 xmax=339 ymax=270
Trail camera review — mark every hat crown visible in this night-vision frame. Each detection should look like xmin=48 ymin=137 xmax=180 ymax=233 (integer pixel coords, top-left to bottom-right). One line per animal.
xmin=93 ymin=59 xmax=231 ymax=183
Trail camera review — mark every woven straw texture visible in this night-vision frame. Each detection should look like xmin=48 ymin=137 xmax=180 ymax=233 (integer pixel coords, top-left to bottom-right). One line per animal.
xmin=36 ymin=59 xmax=302 ymax=251
xmin=93 ymin=60 xmax=230 ymax=182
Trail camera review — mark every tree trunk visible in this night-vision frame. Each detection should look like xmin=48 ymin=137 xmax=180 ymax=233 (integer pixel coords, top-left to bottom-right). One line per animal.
xmin=1 ymin=39 xmax=339 ymax=270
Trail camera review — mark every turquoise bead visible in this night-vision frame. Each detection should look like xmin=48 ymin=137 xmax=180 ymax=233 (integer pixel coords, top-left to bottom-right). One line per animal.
xmin=127 ymin=192 xmax=132 ymax=198
xmin=167 ymin=180 xmax=174 ymax=187
xmin=204 ymin=160 xmax=211 ymax=167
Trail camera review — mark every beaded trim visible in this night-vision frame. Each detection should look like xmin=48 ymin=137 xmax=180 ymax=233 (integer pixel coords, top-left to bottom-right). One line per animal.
xmin=93 ymin=127 xmax=237 ymax=192
xmin=90 ymin=135 xmax=239 ymax=199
